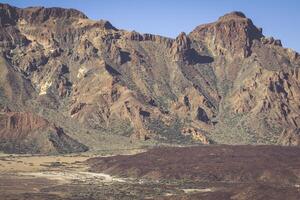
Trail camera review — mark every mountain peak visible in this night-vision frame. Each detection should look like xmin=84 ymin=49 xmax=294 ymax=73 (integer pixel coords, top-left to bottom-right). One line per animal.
xmin=18 ymin=6 xmax=88 ymax=23
xmin=189 ymin=11 xmax=263 ymax=58
xmin=218 ymin=11 xmax=247 ymax=21
xmin=0 ymin=3 xmax=88 ymax=26
xmin=0 ymin=3 xmax=18 ymax=26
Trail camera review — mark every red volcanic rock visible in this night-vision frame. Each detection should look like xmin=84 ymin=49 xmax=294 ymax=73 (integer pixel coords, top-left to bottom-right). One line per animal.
xmin=0 ymin=3 xmax=18 ymax=26
xmin=172 ymin=32 xmax=191 ymax=53
xmin=170 ymin=32 xmax=190 ymax=61
xmin=0 ymin=3 xmax=87 ymax=26
xmin=189 ymin=11 xmax=263 ymax=58
xmin=0 ymin=3 xmax=300 ymax=154
xmin=217 ymin=11 xmax=246 ymax=20
xmin=0 ymin=112 xmax=88 ymax=153
xmin=124 ymin=31 xmax=144 ymax=41
xmin=17 ymin=6 xmax=88 ymax=24
xmin=0 ymin=112 xmax=49 ymax=139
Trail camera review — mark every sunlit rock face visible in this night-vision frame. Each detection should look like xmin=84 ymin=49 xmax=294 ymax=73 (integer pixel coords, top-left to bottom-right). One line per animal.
xmin=0 ymin=3 xmax=299 ymax=153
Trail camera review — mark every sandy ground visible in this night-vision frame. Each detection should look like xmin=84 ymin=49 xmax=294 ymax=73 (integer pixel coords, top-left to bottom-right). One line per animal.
xmin=0 ymin=150 xmax=143 ymax=199
xmin=1 ymin=146 xmax=300 ymax=200
xmin=0 ymin=147 xmax=146 ymax=173
xmin=0 ymin=154 xmax=90 ymax=173
xmin=0 ymin=150 xmax=151 ymax=200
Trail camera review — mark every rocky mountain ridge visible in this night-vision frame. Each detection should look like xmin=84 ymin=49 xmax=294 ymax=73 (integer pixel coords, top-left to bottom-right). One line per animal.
xmin=0 ymin=4 xmax=299 ymax=153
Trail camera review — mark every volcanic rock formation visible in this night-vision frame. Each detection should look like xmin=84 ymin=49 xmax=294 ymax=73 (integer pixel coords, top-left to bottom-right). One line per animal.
xmin=0 ymin=4 xmax=299 ymax=153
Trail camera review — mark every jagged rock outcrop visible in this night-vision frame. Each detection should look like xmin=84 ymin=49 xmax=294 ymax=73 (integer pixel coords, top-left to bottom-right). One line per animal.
xmin=0 ymin=3 xmax=300 ymax=153
xmin=190 ymin=11 xmax=263 ymax=59
xmin=0 ymin=111 xmax=88 ymax=153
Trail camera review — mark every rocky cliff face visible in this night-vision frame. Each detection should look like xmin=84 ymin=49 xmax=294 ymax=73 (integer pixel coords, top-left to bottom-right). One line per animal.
xmin=0 ymin=110 xmax=88 ymax=153
xmin=0 ymin=4 xmax=299 ymax=153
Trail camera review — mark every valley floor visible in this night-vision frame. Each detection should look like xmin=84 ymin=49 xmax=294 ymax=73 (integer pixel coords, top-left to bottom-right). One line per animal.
xmin=0 ymin=145 xmax=300 ymax=199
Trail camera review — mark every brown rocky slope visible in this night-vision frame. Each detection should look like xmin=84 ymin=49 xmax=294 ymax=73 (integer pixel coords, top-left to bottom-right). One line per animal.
xmin=0 ymin=4 xmax=299 ymax=153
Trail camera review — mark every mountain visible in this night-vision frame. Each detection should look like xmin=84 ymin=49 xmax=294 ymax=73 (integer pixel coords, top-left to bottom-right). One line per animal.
xmin=0 ymin=4 xmax=299 ymax=153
